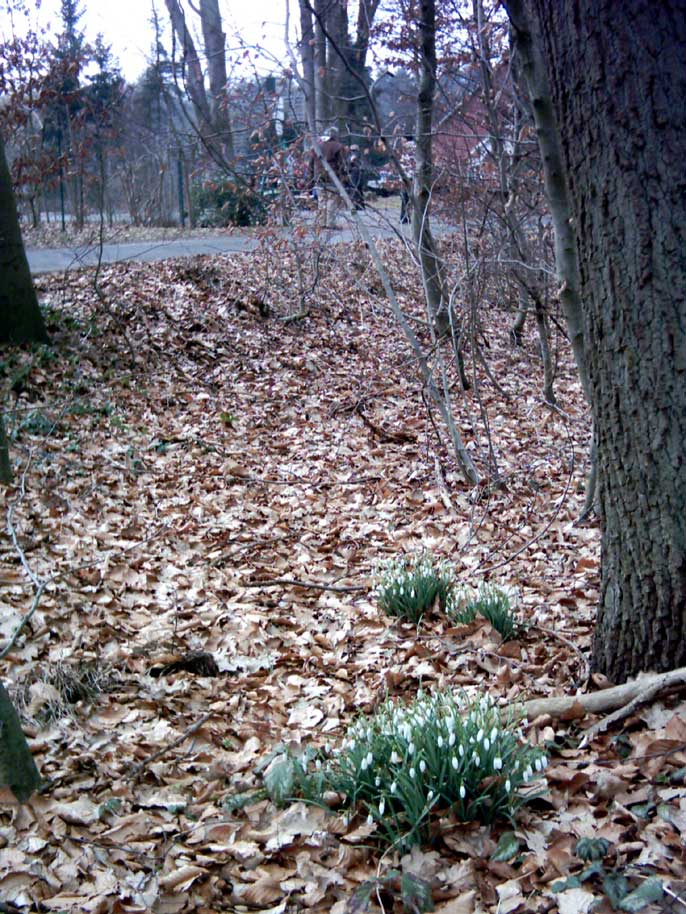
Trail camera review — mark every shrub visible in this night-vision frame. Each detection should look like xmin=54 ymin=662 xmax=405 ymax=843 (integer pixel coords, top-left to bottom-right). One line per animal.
xmin=448 ymin=582 xmax=520 ymax=641
xmin=375 ymin=554 xmax=454 ymax=623
xmin=192 ymin=178 xmax=267 ymax=227
xmin=280 ymin=688 xmax=548 ymax=849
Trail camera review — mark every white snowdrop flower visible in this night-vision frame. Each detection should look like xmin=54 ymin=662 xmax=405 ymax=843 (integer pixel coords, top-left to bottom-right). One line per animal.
xmin=361 ymin=758 xmax=368 ymax=771
xmin=437 ymin=736 xmax=444 ymax=749
xmin=523 ymin=766 xmax=532 ymax=782
xmin=452 ymin=756 xmax=459 ymax=770
xmin=367 ymin=813 xmax=374 ymax=825
xmin=473 ymin=753 xmax=481 ymax=767
xmin=427 ymin=789 xmax=434 ymax=801
xmin=484 ymin=738 xmax=490 ymax=752
xmin=505 ymin=779 xmax=511 ymax=792
xmin=411 ymin=589 xmax=416 ymax=599
xmin=459 ymin=744 xmax=465 ymax=758
xmin=410 ymin=767 xmax=416 ymax=779
xmin=399 ymin=585 xmax=404 ymax=595
xmin=325 ymin=744 xmax=332 ymax=755
xmin=366 ymin=752 xmax=374 ymax=766
xmin=391 ymin=781 xmax=397 ymax=794
xmin=379 ymin=798 xmax=386 ymax=815
xmin=408 ymin=742 xmax=415 ymax=756
xmin=448 ymin=732 xmax=456 ymax=748
xmin=541 ymin=756 xmax=549 ymax=770
xmin=419 ymin=760 xmax=427 ymax=774
xmin=513 ymin=760 xmax=520 ymax=772
xmin=316 ymin=759 xmax=322 ymax=770
xmin=535 ymin=756 xmax=545 ymax=772
xmin=391 ymin=751 xmax=401 ymax=765
xmin=375 ymin=777 xmax=381 ymax=787
xmin=490 ymin=727 xmax=498 ymax=742
xmin=493 ymin=757 xmax=503 ymax=771
xmin=476 ymin=729 xmax=484 ymax=743
xmin=459 ymin=784 xmax=466 ymax=799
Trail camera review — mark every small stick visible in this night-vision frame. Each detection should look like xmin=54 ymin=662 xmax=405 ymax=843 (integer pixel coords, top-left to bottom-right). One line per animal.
xmin=242 ymin=577 xmax=367 ymax=593
xmin=530 ymin=622 xmax=591 ymax=687
xmin=128 ymin=711 xmax=215 ymax=781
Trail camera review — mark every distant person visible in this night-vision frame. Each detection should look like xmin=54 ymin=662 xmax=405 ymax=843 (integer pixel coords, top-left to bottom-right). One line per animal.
xmin=396 ymin=135 xmax=416 ymax=225
xmin=309 ymin=129 xmax=348 ymax=229
xmin=348 ymin=145 xmax=366 ymax=211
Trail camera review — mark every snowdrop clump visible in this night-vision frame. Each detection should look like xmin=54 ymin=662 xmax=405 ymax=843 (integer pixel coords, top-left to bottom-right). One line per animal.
xmin=310 ymin=688 xmax=548 ymax=847
xmin=373 ymin=554 xmax=455 ymax=622
xmin=447 ymin=581 xmax=521 ymax=641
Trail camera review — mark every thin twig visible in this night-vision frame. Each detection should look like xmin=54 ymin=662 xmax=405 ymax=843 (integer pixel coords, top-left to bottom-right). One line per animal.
xmin=530 ymin=622 xmax=591 ymax=687
xmin=1 ymin=517 xmax=170 ymax=660
xmin=128 ymin=711 xmax=215 ymax=781
xmin=242 ymin=577 xmax=367 ymax=593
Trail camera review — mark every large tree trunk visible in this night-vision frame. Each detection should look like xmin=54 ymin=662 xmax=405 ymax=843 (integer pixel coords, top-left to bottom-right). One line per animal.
xmin=298 ymin=0 xmax=317 ymax=131
xmin=313 ymin=0 xmax=329 ymax=130
xmin=516 ymin=0 xmax=686 ymax=682
xmin=0 ymin=133 xmax=48 ymax=344
xmin=0 ymin=681 xmax=42 ymax=802
xmin=352 ymin=0 xmax=380 ymax=75
xmin=164 ymin=0 xmax=229 ymax=165
xmin=327 ymin=0 xmax=349 ymax=130
xmin=199 ymin=0 xmax=234 ymax=159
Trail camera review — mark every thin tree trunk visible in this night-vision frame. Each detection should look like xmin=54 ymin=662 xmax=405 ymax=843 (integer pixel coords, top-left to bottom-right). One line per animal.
xmin=0 ymin=414 xmax=12 ymax=484
xmin=413 ymin=0 xmax=449 ymax=335
xmin=503 ymin=0 xmax=589 ymax=400
xmin=313 ymin=0 xmax=329 ymax=130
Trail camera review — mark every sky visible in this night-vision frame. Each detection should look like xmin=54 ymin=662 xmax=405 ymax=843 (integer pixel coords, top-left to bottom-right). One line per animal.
xmin=2 ymin=0 xmax=293 ymax=82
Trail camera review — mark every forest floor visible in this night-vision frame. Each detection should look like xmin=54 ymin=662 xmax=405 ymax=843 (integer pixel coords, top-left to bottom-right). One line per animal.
xmin=1 ymin=232 xmax=685 ymax=913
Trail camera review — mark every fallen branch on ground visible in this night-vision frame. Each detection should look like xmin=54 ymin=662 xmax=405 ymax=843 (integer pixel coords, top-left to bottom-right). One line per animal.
xmin=521 ymin=667 xmax=686 ymax=724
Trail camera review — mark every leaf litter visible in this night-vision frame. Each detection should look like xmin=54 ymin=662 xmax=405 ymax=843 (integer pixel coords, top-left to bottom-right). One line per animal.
xmin=1 ymin=236 xmax=685 ymax=913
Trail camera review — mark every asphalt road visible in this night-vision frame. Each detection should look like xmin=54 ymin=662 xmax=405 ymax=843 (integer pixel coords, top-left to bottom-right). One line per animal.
xmin=25 ymin=209 xmax=409 ymax=275
xmin=26 ymin=234 xmax=261 ymax=275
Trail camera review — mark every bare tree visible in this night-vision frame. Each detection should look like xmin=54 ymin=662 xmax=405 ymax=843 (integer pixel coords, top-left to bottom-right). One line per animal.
xmin=164 ymin=0 xmax=234 ymax=163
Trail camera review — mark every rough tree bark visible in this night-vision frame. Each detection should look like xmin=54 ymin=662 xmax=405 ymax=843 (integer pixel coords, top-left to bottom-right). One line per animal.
xmin=509 ymin=0 xmax=686 ymax=682
xmin=0 ymin=132 xmax=48 ymax=344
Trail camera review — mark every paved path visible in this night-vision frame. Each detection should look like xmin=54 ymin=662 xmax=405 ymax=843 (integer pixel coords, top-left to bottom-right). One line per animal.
xmin=26 ymin=234 xmax=261 ymax=275
xmin=26 ymin=211 xmax=409 ymax=275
